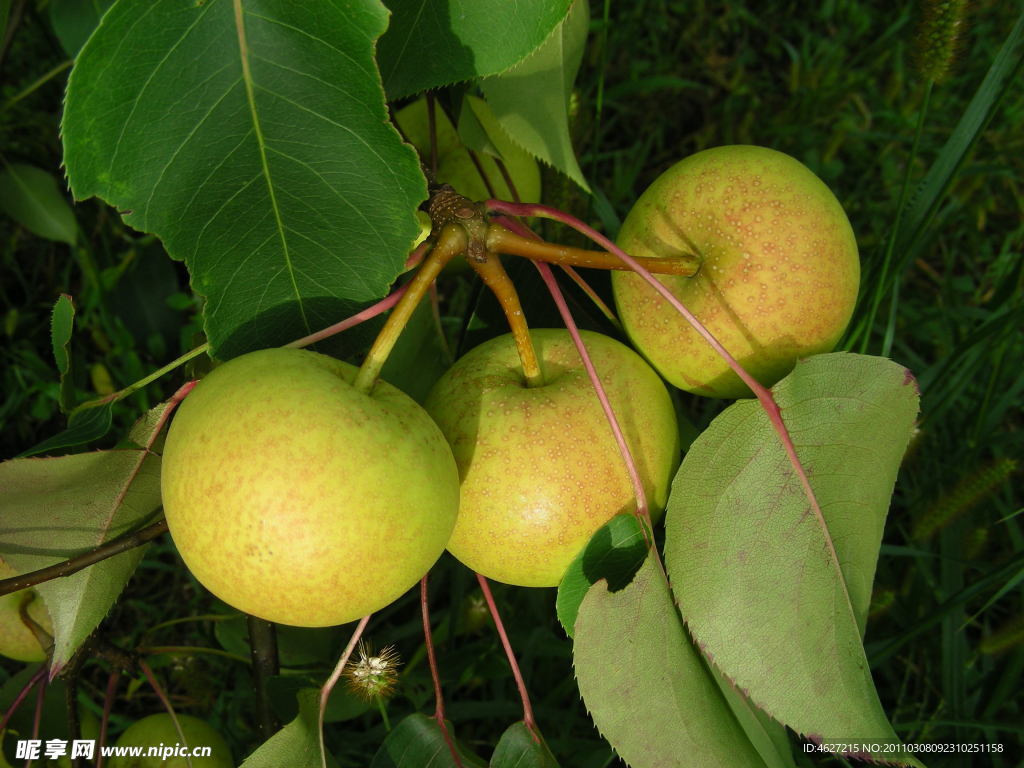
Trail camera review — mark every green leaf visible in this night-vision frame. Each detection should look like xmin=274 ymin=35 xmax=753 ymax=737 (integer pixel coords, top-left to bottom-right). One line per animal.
xmin=0 ymin=163 xmax=77 ymax=245
xmin=378 ymin=0 xmax=573 ymax=99
xmin=266 ymin=679 xmax=370 ymax=724
xmin=481 ymin=0 xmax=590 ymax=191
xmin=61 ymin=0 xmax=426 ymax=359
xmin=17 ymin=401 xmax=113 ymax=458
xmin=574 ymin=555 xmax=768 ymax=768
xmin=663 ymin=353 xmax=922 ymax=765
xmin=556 ymin=513 xmax=647 ymax=638
xmin=49 ymin=0 xmax=116 ymax=57
xmin=370 ymin=713 xmax=485 ymax=768
xmin=490 ymin=722 xmax=559 ymax=768
xmin=50 ymin=294 xmax=76 ymax=413
xmin=0 ymin=402 xmax=171 ymax=671
xmin=240 ymin=688 xmax=338 ymax=768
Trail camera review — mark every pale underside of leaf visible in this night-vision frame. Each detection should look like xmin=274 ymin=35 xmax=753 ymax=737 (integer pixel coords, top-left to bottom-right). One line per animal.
xmin=664 ymin=353 xmax=923 ymax=766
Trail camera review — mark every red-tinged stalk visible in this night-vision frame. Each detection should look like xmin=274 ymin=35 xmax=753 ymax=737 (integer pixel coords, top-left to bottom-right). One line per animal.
xmin=139 ymin=659 xmax=194 ymax=768
xmin=558 ymin=264 xmax=622 ymax=330
xmin=476 ymin=574 xmax=538 ymax=739
xmin=533 ymin=261 xmax=655 ymax=551
xmin=421 ymin=576 xmax=463 ymax=768
xmin=487 ymin=200 xmax=845 ymax=605
xmin=32 ymin=675 xmax=46 ymax=758
xmin=0 ymin=665 xmax=46 ymax=735
xmin=95 ymin=670 xmax=120 ymax=768
xmin=319 ymin=614 xmax=372 ymax=768
xmin=286 ymin=282 xmax=411 ymax=350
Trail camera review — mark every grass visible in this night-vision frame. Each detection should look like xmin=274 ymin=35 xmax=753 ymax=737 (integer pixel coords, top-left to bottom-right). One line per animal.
xmin=1 ymin=0 xmax=1021 ymax=765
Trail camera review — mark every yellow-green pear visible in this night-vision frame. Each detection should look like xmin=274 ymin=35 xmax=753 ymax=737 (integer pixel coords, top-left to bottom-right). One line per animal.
xmin=611 ymin=145 xmax=860 ymax=398
xmin=425 ymin=330 xmax=679 ymax=587
xmin=160 ymin=348 xmax=460 ymax=627
xmin=0 ymin=560 xmax=52 ymax=662
xmin=108 ymin=714 xmax=232 ymax=768
xmin=395 ymin=95 xmax=541 ymax=203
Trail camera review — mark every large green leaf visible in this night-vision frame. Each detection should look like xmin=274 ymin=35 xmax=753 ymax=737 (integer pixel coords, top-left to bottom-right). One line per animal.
xmin=378 ymin=0 xmax=573 ymax=99
xmin=573 ymin=555 xmax=768 ymax=768
xmin=370 ymin=713 xmax=485 ymax=768
xmin=481 ymin=0 xmax=590 ymax=191
xmin=490 ymin=722 xmax=559 ymax=768
xmin=240 ymin=688 xmax=338 ymax=768
xmin=0 ymin=402 xmax=170 ymax=671
xmin=61 ymin=0 xmax=426 ymax=359
xmin=664 ymin=353 xmax=922 ymax=764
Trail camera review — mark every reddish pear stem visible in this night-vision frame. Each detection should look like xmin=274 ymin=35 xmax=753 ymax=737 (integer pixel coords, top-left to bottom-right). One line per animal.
xmin=557 ymin=264 xmax=622 ymax=329
xmin=475 ymin=574 xmax=538 ymax=735
xmin=286 ymin=282 xmax=411 ymax=350
xmin=140 ymin=659 xmax=194 ymax=768
xmin=487 ymin=224 xmax=698 ymax=276
xmin=533 ymin=261 xmax=655 ymax=548
xmin=95 ymin=670 xmax=120 ymax=768
xmin=0 ymin=665 xmax=46 ymax=735
xmin=319 ymin=614 xmax=371 ymax=768
xmin=31 ymin=675 xmax=46 ymax=756
xmin=486 ymin=200 xmax=844 ymax=607
xmin=421 ymin=576 xmax=464 ymax=768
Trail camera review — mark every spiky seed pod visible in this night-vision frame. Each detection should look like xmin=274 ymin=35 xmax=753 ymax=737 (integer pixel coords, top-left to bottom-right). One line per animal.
xmin=343 ymin=641 xmax=402 ymax=702
xmin=912 ymin=457 xmax=1018 ymax=540
xmin=913 ymin=0 xmax=969 ymax=84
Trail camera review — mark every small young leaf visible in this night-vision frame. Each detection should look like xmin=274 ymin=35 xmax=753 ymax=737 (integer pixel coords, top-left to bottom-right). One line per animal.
xmin=556 ymin=513 xmax=647 ymax=637
xmin=574 ymin=555 xmax=768 ymax=768
xmin=0 ymin=401 xmax=174 ymax=669
xmin=378 ymin=0 xmax=573 ymax=99
xmin=481 ymin=0 xmax=591 ymax=191
xmin=50 ymin=294 xmax=75 ymax=413
xmin=490 ymin=722 xmax=560 ymax=768
xmin=0 ymin=163 xmax=77 ymax=245
xmin=664 ymin=353 xmax=923 ymax=765
xmin=17 ymin=401 xmax=113 ymax=458
xmin=240 ymin=688 xmax=338 ymax=768
xmin=370 ymin=714 xmax=485 ymax=768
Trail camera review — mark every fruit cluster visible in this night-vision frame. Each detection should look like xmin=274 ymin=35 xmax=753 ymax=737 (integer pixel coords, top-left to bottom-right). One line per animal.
xmin=0 ymin=146 xmax=857 ymax=641
xmin=153 ymin=145 xmax=859 ymax=628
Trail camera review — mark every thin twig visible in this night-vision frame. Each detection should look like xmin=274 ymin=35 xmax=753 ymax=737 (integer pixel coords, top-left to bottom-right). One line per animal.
xmin=319 ymin=615 xmax=372 ymax=768
xmin=475 ymin=575 xmax=538 ymax=736
xmin=0 ymin=519 xmax=169 ymax=597
xmin=421 ymin=576 xmax=463 ymax=767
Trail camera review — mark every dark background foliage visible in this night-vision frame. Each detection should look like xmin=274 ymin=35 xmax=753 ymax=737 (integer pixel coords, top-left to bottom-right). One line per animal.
xmin=1 ymin=0 xmax=1020 ymax=765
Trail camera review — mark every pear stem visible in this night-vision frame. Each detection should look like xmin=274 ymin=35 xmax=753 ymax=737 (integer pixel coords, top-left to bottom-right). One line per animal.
xmin=0 ymin=665 xmax=46 ymax=736
xmin=95 ymin=671 xmax=120 ymax=768
xmin=420 ymin=575 xmax=465 ymax=765
xmin=319 ymin=615 xmax=372 ymax=768
xmin=476 ymin=575 xmax=538 ymax=736
xmin=139 ymin=659 xmax=193 ymax=768
xmin=487 ymin=223 xmax=699 ymax=276
xmin=353 ymin=227 xmax=465 ymax=395
xmin=467 ymin=252 xmax=544 ymax=387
